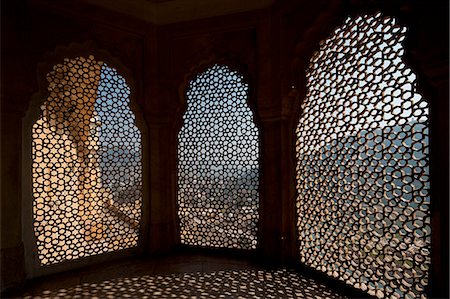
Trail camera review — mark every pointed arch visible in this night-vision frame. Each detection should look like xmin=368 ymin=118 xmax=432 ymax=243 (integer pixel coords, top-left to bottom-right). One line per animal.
xmin=22 ymin=42 xmax=148 ymax=277
xmin=177 ymin=63 xmax=260 ymax=250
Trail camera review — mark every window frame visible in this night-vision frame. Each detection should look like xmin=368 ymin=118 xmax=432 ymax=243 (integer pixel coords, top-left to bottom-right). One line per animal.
xmin=21 ymin=43 xmax=149 ymax=278
xmin=289 ymin=4 xmax=448 ymax=298
xmin=175 ymin=59 xmax=263 ymax=253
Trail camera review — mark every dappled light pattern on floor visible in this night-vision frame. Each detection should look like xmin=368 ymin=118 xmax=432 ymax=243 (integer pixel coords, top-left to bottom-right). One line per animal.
xmin=23 ymin=268 xmax=346 ymax=299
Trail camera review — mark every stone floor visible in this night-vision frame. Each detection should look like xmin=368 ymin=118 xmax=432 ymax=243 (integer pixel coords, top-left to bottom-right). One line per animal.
xmin=7 ymin=253 xmax=348 ymax=298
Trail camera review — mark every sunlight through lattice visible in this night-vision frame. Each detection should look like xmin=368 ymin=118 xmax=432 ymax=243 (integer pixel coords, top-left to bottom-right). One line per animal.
xmin=296 ymin=13 xmax=430 ymax=299
xmin=32 ymin=56 xmax=142 ymax=265
xmin=178 ymin=64 xmax=259 ymax=249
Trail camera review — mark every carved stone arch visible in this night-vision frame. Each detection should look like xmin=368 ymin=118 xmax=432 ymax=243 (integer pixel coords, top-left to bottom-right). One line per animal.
xmin=289 ymin=2 xmax=447 ymax=297
xmin=288 ymin=0 xmax=418 ymax=121
xmin=176 ymin=55 xmax=261 ymax=250
xmin=33 ymin=41 xmax=139 ymax=112
xmin=287 ymin=1 xmax=342 ymax=95
xmin=291 ymin=4 xmax=438 ymax=298
xmin=176 ymin=55 xmax=258 ymax=131
xmin=22 ymin=41 xmax=149 ymax=278
xmin=29 ymin=41 xmax=145 ymax=140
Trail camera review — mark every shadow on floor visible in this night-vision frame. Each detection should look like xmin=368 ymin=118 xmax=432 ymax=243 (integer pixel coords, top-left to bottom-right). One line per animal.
xmin=9 ymin=254 xmax=347 ymax=299
xmin=22 ymin=269 xmax=346 ymax=299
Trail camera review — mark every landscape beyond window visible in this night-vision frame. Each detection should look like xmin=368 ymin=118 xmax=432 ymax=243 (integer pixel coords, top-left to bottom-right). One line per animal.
xmin=177 ymin=64 xmax=260 ymax=250
xmin=295 ymin=13 xmax=430 ymax=299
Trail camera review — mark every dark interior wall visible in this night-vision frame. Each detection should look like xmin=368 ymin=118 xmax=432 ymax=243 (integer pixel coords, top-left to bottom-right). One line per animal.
xmin=411 ymin=2 xmax=450 ymax=297
xmin=148 ymin=10 xmax=264 ymax=255
xmin=1 ymin=0 xmax=274 ymax=290
xmin=2 ymin=0 xmax=44 ymax=289
xmin=1 ymin=0 xmax=151 ymax=289
xmin=1 ymin=0 xmax=448 ymax=297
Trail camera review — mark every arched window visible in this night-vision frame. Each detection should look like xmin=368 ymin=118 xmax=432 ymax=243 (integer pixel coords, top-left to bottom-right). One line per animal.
xmin=32 ymin=56 xmax=142 ymax=265
xmin=178 ymin=64 xmax=259 ymax=249
xmin=295 ymin=14 xmax=430 ymax=298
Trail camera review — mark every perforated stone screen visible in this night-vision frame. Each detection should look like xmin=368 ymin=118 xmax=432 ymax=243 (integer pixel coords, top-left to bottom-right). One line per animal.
xmin=32 ymin=56 xmax=142 ymax=265
xmin=295 ymin=14 xmax=430 ymax=298
xmin=178 ymin=64 xmax=259 ymax=249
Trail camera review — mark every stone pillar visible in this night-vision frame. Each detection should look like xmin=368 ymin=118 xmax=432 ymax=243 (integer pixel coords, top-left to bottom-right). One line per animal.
xmin=38 ymin=57 xmax=105 ymax=242
xmin=257 ymin=91 xmax=300 ymax=264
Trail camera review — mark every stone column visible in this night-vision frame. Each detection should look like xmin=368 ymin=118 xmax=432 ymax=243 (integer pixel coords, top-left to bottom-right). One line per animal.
xmin=40 ymin=57 xmax=105 ymax=242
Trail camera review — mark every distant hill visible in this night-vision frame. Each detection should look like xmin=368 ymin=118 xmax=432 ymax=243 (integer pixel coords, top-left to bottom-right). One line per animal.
xmin=97 ymin=147 xmax=142 ymax=203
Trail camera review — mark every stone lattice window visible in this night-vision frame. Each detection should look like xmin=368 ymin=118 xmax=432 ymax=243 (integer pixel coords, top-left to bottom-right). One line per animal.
xmin=178 ymin=64 xmax=259 ymax=249
xmin=295 ymin=13 xmax=430 ymax=298
xmin=32 ymin=56 xmax=142 ymax=265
